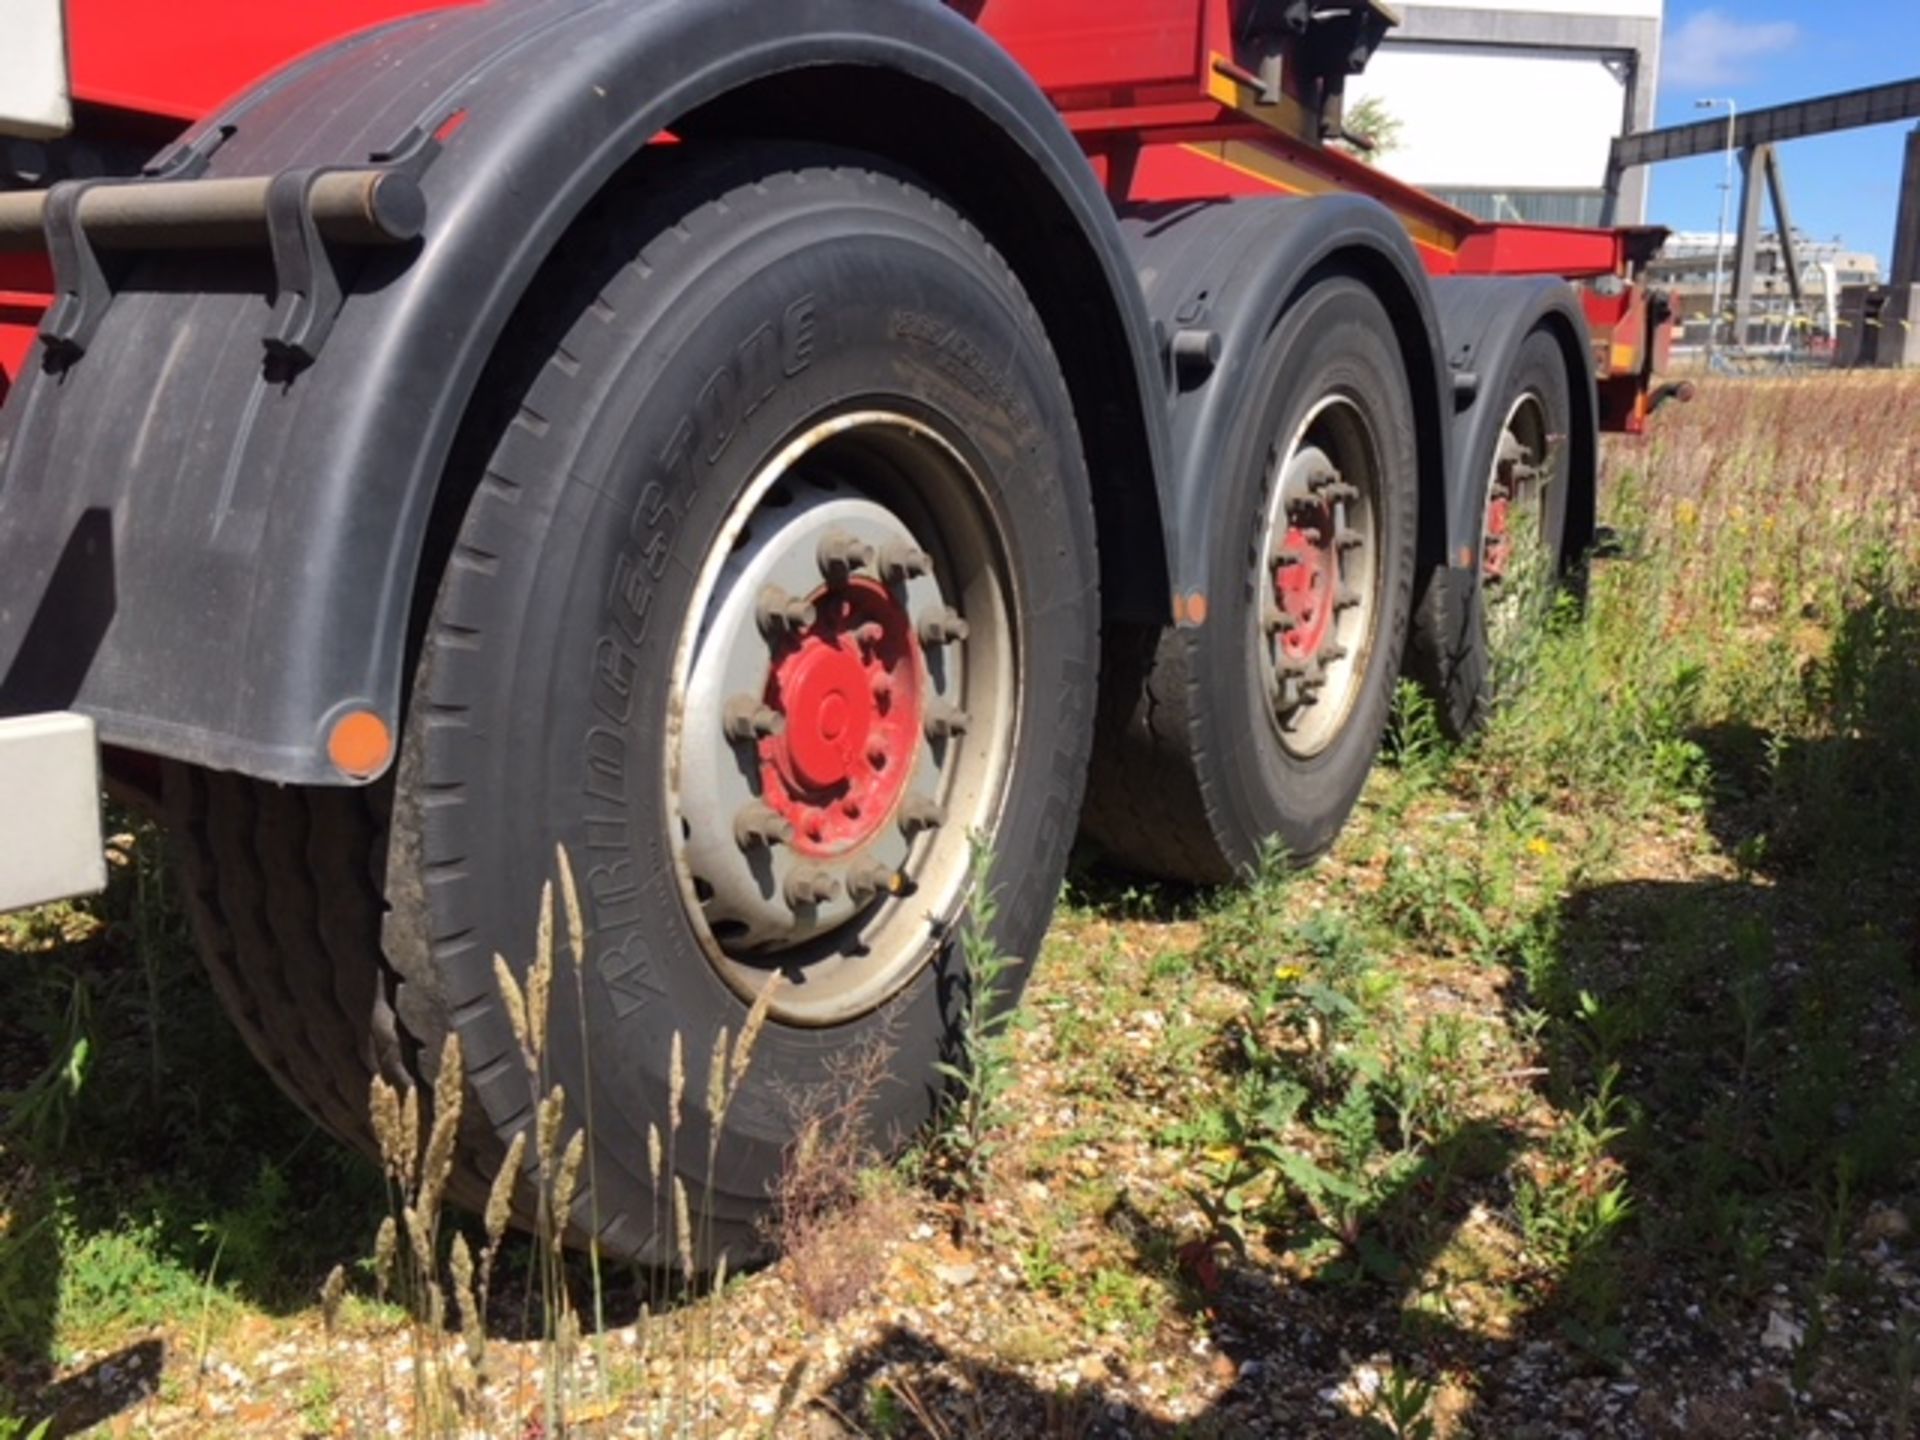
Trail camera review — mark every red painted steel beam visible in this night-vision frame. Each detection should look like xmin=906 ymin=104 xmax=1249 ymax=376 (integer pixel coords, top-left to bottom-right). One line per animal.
xmin=66 ymin=0 xmax=473 ymax=120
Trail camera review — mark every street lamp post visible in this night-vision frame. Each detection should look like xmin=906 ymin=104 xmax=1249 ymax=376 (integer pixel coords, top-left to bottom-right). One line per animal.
xmin=1696 ymin=96 xmax=1738 ymax=363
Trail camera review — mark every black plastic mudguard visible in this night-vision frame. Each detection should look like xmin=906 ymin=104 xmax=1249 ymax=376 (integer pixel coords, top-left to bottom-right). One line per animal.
xmin=1118 ymin=193 xmax=1452 ymax=618
xmin=1427 ymin=274 xmax=1598 ymax=569
xmin=0 ymin=0 xmax=1168 ymax=784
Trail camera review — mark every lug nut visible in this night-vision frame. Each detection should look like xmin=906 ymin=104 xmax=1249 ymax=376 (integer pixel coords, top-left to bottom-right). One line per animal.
xmin=817 ymin=530 xmax=875 ymax=583
xmin=1320 ymin=481 xmax=1360 ymax=504
xmin=853 ymin=621 xmax=887 ymax=653
xmin=1317 ymin=643 xmax=1348 ymax=666
xmin=1334 ymin=584 xmax=1362 ymax=612
xmin=756 ymin=586 xmax=816 ymax=638
xmin=878 ymin=541 xmax=933 ymax=584
xmin=784 ymin=867 xmax=839 ymax=908
xmin=846 ymin=862 xmax=900 ymax=904
xmin=917 ymin=607 xmax=969 ymax=647
xmin=1264 ymin=608 xmax=1299 ymax=636
xmin=870 ymin=673 xmax=893 ymax=705
xmin=866 ymin=740 xmax=889 ymax=768
xmin=1334 ymin=528 xmax=1363 ymax=552
xmin=924 ymin=701 xmax=970 ymax=740
xmin=898 ymin=793 xmax=945 ymax=836
xmin=733 ymin=801 xmax=794 ymax=851
xmin=1272 ymin=550 xmax=1302 ymax=572
xmin=723 ymin=694 xmax=783 ymax=742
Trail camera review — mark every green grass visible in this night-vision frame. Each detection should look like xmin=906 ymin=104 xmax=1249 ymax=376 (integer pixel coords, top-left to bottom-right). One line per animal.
xmin=3 ymin=373 xmax=1919 ymax=1435
xmin=0 ymin=823 xmax=385 ymax=1405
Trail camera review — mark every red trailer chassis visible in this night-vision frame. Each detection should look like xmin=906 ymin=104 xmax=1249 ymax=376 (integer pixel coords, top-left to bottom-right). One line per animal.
xmin=0 ymin=0 xmax=1670 ymax=427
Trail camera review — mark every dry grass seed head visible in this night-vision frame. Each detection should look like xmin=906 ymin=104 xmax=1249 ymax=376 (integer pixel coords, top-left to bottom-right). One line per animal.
xmin=369 ymin=1076 xmax=404 ymax=1179
xmin=668 ymin=1031 xmax=685 ymax=1137
xmin=486 ymin=1129 xmax=527 ymax=1247
xmin=319 ymin=1264 xmax=347 ymax=1335
xmin=707 ymin=1024 xmax=731 ymax=1129
xmin=403 ymin=1203 xmax=433 ymax=1275
xmin=556 ymin=843 xmax=586 ymax=976
xmin=528 ymin=880 xmax=554 ymax=1057
xmin=449 ymin=1233 xmax=482 ymax=1364
xmin=398 ymin=1084 xmax=421 ymax=1192
xmin=536 ymin=1083 xmax=566 ymax=1175
xmin=673 ymin=1176 xmax=694 ymax=1282
xmin=730 ymin=975 xmax=782 ymax=1096
xmin=373 ymin=1215 xmax=399 ymax=1299
xmin=419 ymin=1033 xmax=465 ymax=1220
xmin=493 ymin=952 xmax=530 ymax=1060
xmin=553 ymin=1129 xmax=586 ymax=1222
xmin=647 ymin=1122 xmax=663 ymax=1187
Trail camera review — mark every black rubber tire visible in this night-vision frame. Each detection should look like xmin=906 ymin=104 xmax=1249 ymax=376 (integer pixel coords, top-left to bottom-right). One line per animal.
xmin=165 ymin=767 xmax=403 ymax=1153
xmin=1405 ymin=326 xmax=1572 ymax=741
xmin=1083 ymin=276 xmax=1419 ymax=884
xmin=172 ymin=143 xmax=1099 ymax=1267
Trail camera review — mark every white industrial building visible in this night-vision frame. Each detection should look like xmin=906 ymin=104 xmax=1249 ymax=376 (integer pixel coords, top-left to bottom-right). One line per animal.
xmin=1348 ymin=0 xmax=1663 ymax=226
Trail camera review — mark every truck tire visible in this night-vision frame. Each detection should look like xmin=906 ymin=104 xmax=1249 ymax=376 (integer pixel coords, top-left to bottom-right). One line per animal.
xmin=1085 ymin=275 xmax=1418 ymax=882
xmin=172 ymin=143 xmax=1100 ymax=1266
xmin=1407 ymin=326 xmax=1572 ymax=740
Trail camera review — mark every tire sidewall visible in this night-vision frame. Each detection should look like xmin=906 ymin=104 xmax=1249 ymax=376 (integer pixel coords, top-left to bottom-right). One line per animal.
xmin=1193 ymin=277 xmax=1420 ymax=868
xmin=1445 ymin=325 xmax=1576 ymax=734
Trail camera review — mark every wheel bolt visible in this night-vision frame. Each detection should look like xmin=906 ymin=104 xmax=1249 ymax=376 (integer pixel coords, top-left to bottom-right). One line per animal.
xmin=1264 ymin=607 xmax=1299 ymax=636
xmin=924 ymin=701 xmax=970 ymax=740
xmin=756 ymin=586 xmax=817 ymax=638
xmin=733 ymin=801 xmax=794 ymax=851
xmin=917 ymin=607 xmax=969 ymax=647
xmin=870 ymin=673 xmax=893 ymax=705
xmin=817 ymin=530 xmax=875 ymax=584
xmin=1334 ymin=528 xmax=1363 ymax=553
xmin=878 ymin=541 xmax=933 ymax=583
xmin=866 ymin=740 xmax=889 ymax=768
xmin=1272 ymin=550 xmax=1302 ymax=572
xmin=1317 ymin=643 xmax=1348 ymax=666
xmin=1334 ymin=584 xmax=1362 ymax=612
xmin=898 ymin=793 xmax=944 ymax=836
xmin=1296 ymin=526 xmax=1324 ymax=546
xmin=846 ymin=862 xmax=900 ymax=904
xmin=853 ymin=621 xmax=887 ymax=653
xmin=784 ymin=867 xmax=839 ymax=909
xmin=723 ymin=694 xmax=783 ymax=742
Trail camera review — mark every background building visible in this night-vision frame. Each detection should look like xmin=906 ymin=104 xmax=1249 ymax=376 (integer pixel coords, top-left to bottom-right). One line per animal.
xmin=1646 ymin=230 xmax=1882 ymax=347
xmin=1346 ymin=0 xmax=1663 ymax=226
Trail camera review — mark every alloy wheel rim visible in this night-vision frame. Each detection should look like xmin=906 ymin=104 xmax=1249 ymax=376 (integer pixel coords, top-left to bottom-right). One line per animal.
xmin=667 ymin=411 xmax=1017 ymax=1025
xmin=1256 ymin=394 xmax=1384 ymax=758
xmin=1481 ymin=390 xmax=1555 ymax=645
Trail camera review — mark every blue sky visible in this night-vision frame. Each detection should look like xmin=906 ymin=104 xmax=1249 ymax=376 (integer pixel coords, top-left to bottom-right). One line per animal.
xmin=1650 ymin=3 xmax=1919 ymax=266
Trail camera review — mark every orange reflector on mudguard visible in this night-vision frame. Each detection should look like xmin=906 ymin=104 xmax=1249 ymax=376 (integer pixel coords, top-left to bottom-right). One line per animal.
xmin=327 ymin=710 xmax=393 ymax=779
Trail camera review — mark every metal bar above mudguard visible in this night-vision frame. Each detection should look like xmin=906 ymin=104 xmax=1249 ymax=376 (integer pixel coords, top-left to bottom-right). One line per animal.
xmin=0 ymin=170 xmax=426 ymax=252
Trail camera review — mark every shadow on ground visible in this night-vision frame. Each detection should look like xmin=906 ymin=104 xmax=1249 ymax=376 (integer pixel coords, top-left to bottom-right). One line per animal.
xmin=4 ymin=591 xmax=1915 ymax=1436
xmin=801 ymin=597 xmax=1920 ymax=1436
xmin=0 ymin=830 xmax=388 ymax=1430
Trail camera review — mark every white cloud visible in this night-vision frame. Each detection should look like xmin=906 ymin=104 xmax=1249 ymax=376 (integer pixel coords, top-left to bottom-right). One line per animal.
xmin=1661 ymin=8 xmax=1799 ymax=90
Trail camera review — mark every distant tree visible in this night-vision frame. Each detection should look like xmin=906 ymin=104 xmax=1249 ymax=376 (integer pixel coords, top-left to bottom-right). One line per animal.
xmin=1338 ymin=95 xmax=1402 ymax=165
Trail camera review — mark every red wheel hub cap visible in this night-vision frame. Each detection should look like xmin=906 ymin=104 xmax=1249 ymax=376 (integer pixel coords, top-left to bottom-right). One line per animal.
xmin=1273 ymin=505 xmax=1337 ymax=663
xmin=759 ymin=579 xmax=922 ymax=856
xmin=1483 ymin=494 xmax=1512 ymax=581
